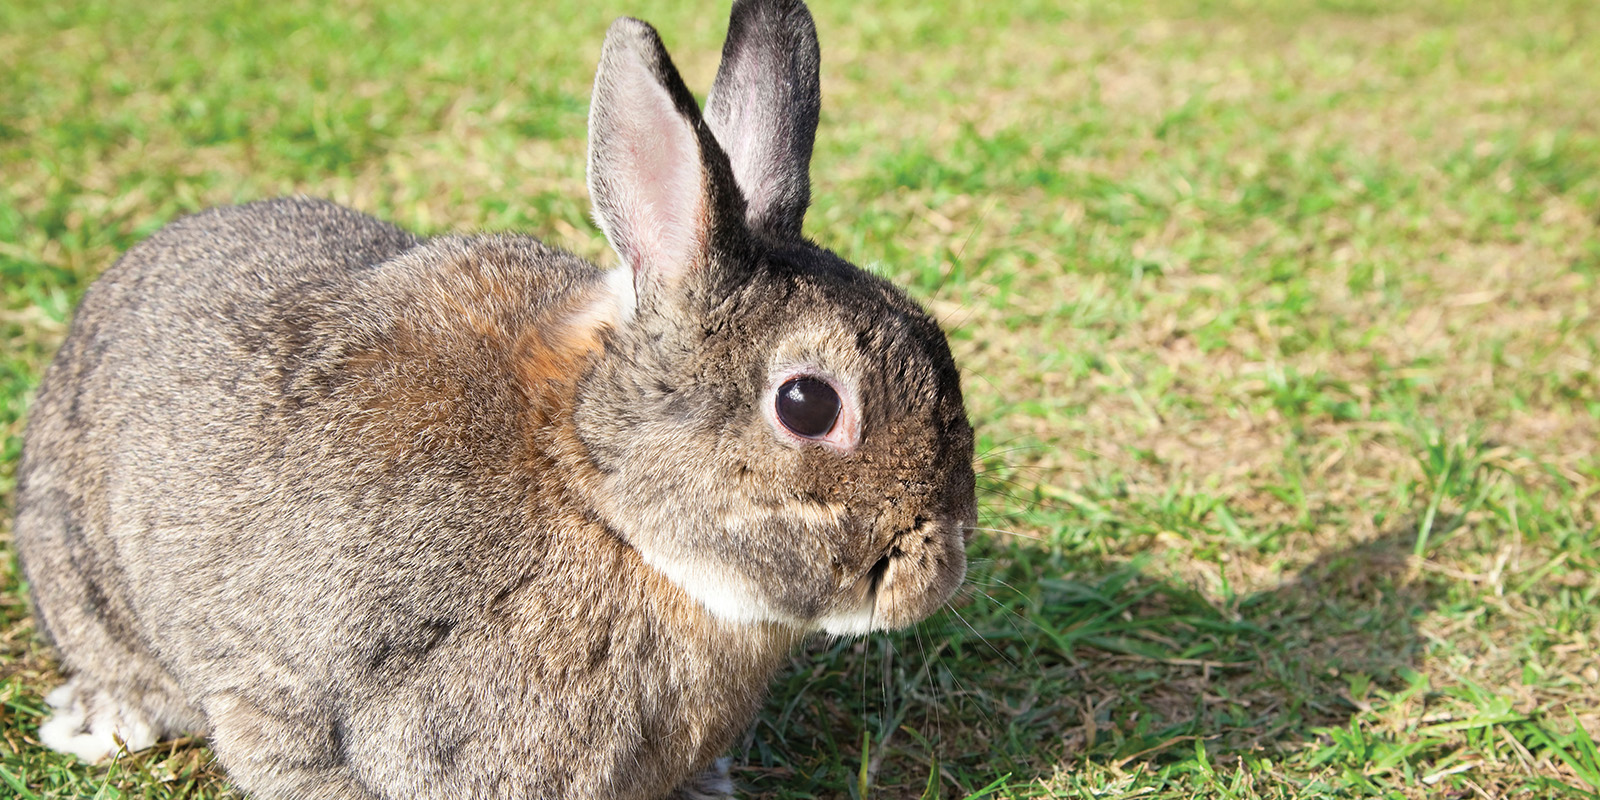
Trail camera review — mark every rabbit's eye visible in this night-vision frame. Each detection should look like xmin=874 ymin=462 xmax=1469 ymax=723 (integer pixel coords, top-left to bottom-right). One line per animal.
xmin=775 ymin=377 xmax=840 ymax=438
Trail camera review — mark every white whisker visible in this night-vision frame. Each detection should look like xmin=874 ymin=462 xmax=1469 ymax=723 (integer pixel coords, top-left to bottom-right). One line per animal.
xmin=964 ymin=524 xmax=1045 ymax=542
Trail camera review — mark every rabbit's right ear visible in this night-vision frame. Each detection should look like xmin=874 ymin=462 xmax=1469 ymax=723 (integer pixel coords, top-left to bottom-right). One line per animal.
xmin=587 ymin=18 xmax=740 ymax=302
xmin=705 ymin=0 xmax=821 ymax=241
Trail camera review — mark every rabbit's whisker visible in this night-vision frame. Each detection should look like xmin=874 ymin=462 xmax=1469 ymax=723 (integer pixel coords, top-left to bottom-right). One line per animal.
xmin=965 ymin=525 xmax=1043 ymax=542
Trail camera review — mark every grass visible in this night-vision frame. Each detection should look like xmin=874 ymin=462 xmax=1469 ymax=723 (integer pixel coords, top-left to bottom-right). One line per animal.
xmin=2 ymin=0 xmax=1598 ymax=797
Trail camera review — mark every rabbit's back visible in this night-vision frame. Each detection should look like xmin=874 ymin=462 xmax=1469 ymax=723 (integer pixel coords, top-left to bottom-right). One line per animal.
xmin=15 ymin=196 xmax=613 ymax=751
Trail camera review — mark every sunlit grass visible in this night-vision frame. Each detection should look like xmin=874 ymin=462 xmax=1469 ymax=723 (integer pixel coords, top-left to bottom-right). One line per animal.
xmin=3 ymin=0 xmax=1598 ymax=797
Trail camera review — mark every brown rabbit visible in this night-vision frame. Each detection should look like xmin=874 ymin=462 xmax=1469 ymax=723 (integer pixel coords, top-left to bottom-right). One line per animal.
xmin=13 ymin=1 xmax=975 ymax=797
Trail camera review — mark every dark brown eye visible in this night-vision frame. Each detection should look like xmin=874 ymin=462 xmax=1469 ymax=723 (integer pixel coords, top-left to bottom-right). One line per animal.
xmin=775 ymin=377 xmax=840 ymax=438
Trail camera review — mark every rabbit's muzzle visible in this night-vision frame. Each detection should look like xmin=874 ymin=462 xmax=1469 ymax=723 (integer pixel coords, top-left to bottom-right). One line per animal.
xmin=818 ymin=511 xmax=970 ymax=635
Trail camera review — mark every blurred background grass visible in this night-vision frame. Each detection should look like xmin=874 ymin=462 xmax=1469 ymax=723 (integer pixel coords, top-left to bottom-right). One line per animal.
xmin=2 ymin=0 xmax=1598 ymax=797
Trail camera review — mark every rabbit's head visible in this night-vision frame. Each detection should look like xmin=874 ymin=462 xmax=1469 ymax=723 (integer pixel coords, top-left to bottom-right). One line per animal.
xmin=574 ymin=0 xmax=973 ymax=635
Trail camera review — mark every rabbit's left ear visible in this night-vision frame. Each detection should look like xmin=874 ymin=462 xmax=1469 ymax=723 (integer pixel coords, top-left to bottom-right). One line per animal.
xmin=705 ymin=0 xmax=821 ymax=241
xmin=587 ymin=17 xmax=744 ymax=298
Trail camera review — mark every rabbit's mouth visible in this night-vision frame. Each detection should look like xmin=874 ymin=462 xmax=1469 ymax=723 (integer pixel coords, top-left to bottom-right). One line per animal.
xmin=815 ymin=566 xmax=884 ymax=636
xmin=866 ymin=552 xmax=894 ymax=595
xmin=816 ymin=519 xmax=967 ymax=636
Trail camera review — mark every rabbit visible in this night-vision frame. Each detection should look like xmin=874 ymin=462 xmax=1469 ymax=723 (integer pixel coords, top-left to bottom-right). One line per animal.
xmin=11 ymin=0 xmax=975 ymax=797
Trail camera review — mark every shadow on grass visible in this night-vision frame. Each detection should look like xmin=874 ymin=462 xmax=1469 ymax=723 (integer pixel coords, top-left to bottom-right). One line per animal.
xmin=737 ymin=526 xmax=1441 ymax=798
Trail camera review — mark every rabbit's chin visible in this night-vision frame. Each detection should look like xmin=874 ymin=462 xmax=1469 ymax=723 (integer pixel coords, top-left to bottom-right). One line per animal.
xmin=815 ymin=599 xmax=878 ymax=636
xmin=637 ymin=534 xmax=965 ymax=637
xmin=639 ymin=550 xmax=810 ymax=629
xmin=645 ymin=551 xmax=876 ymax=636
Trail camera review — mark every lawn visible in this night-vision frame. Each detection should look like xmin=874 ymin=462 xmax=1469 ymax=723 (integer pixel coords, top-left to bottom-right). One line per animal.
xmin=2 ymin=0 xmax=1598 ymax=797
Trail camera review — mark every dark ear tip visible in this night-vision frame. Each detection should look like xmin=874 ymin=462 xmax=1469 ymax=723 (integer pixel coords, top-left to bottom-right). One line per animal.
xmin=598 ymin=16 xmax=689 ymax=106
xmin=603 ymin=16 xmax=663 ymax=52
xmin=732 ymin=0 xmax=814 ymax=17
xmin=731 ymin=0 xmax=817 ymax=35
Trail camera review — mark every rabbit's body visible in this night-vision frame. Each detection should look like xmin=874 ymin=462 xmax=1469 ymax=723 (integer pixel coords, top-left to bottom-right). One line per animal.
xmin=19 ymin=198 xmax=790 ymax=797
xmin=16 ymin=2 xmax=974 ymax=798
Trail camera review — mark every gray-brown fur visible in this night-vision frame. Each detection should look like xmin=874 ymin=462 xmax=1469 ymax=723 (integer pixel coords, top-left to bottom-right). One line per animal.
xmin=14 ymin=2 xmax=973 ymax=798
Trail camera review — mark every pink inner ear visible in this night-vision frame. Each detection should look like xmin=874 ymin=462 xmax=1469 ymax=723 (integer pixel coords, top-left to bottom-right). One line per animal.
xmin=607 ymin=60 xmax=706 ymax=287
xmin=718 ymin=82 xmax=774 ymax=219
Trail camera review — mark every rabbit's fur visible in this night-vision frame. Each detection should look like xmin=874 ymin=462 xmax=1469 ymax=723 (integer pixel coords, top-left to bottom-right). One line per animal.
xmin=13 ymin=1 xmax=975 ymax=798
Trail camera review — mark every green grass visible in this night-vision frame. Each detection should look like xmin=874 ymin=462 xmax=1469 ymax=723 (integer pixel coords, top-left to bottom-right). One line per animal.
xmin=3 ymin=0 xmax=1599 ymax=797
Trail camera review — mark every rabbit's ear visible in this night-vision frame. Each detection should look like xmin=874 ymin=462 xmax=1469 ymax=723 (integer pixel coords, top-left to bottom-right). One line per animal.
xmin=588 ymin=18 xmax=741 ymax=297
xmin=704 ymin=0 xmax=821 ymax=241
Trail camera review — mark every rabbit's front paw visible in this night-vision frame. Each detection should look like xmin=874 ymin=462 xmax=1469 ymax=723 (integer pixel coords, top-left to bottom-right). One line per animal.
xmin=671 ymin=756 xmax=735 ymax=799
xmin=37 ymin=678 xmax=157 ymax=762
